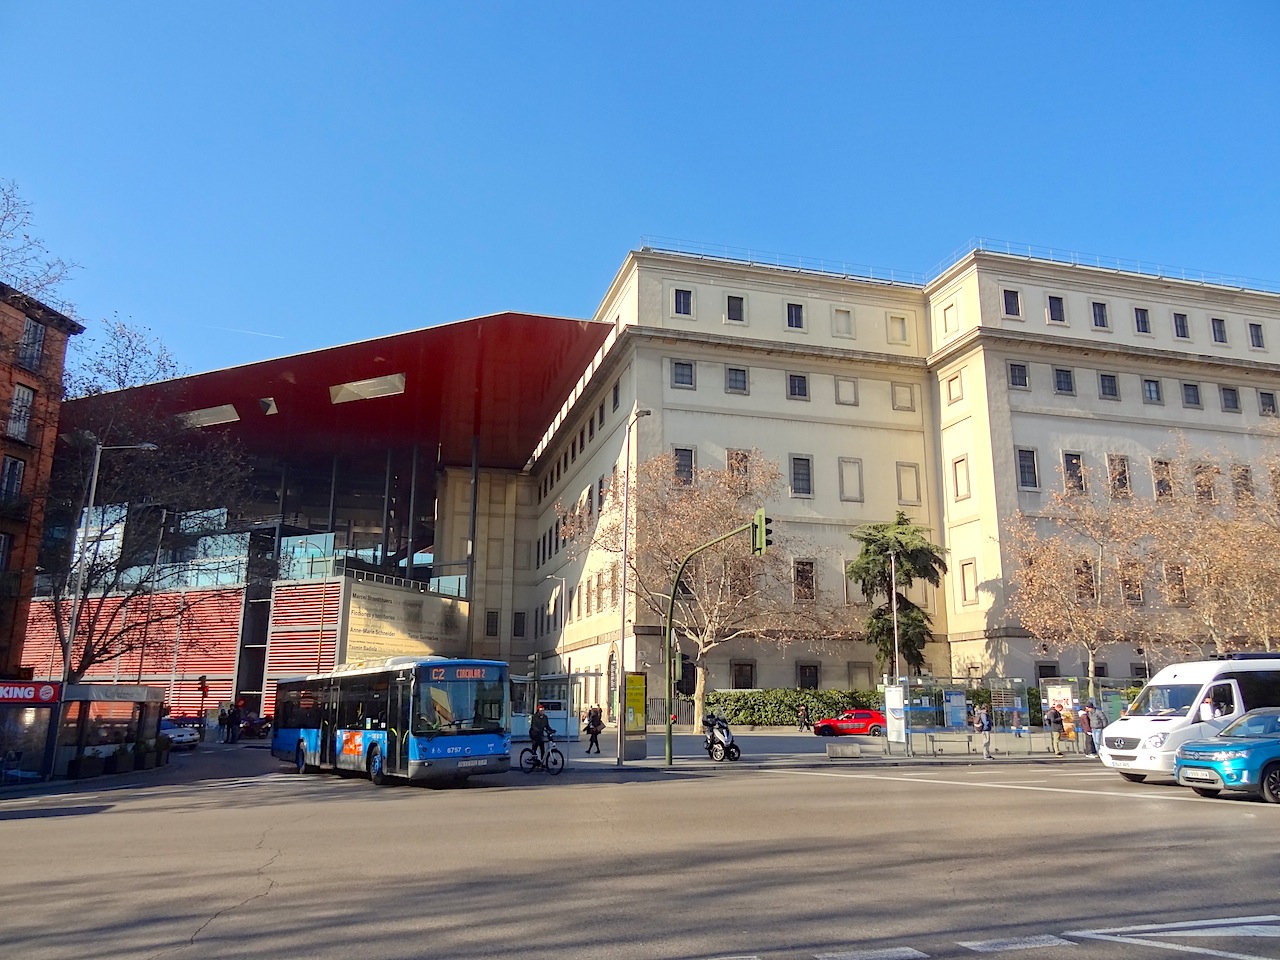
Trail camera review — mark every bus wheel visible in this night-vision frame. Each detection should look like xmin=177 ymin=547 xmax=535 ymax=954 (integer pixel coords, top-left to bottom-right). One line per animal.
xmin=367 ymin=744 xmax=386 ymax=786
xmin=294 ymin=745 xmax=307 ymax=774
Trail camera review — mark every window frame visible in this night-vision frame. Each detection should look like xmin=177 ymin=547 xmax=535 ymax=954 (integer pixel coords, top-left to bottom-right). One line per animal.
xmin=1098 ymin=372 xmax=1120 ymax=400
xmin=670 ymin=359 xmax=696 ymax=390
xmin=1016 ymin=447 xmax=1040 ymax=490
xmin=789 ymin=454 xmax=814 ymax=498
xmin=793 ymin=559 xmax=817 ymax=602
xmin=1053 ymin=367 xmax=1076 ymax=396
xmin=786 ymin=372 xmax=810 ymax=401
xmin=1001 ymin=288 xmax=1022 ymax=319
xmin=724 ymin=365 xmax=749 ymax=395
xmin=785 ymin=302 xmax=805 ymax=331
xmin=1248 ymin=321 xmax=1265 ymax=350
xmin=1007 ymin=361 xmax=1030 ymax=390
xmin=1046 ymin=295 xmax=1067 ymax=324
xmin=725 ymin=293 xmax=747 ymax=324
xmin=952 ymin=455 xmax=971 ymax=501
xmin=1181 ymin=382 xmax=1202 ymax=409
xmin=831 ymin=305 xmax=854 ymax=339
xmin=838 ymin=457 xmax=864 ymax=502
xmin=7 ymin=384 xmax=35 ymax=441
xmin=834 ymin=377 xmax=859 ymax=406
xmin=1134 ymin=306 xmax=1151 ymax=334
xmin=1211 ymin=317 xmax=1228 ymax=344
xmin=1091 ymin=301 xmax=1110 ymax=330
xmin=1142 ymin=378 xmax=1164 ymax=405
xmin=1108 ymin=454 xmax=1132 ymax=499
xmin=672 ymin=287 xmax=694 ymax=318
xmin=1220 ymin=385 xmax=1241 ymax=413
xmin=1173 ymin=312 xmax=1191 ymax=340
xmin=1062 ymin=452 xmax=1086 ymax=493
xmin=672 ymin=446 xmax=696 ymax=485
xmin=1259 ymin=391 xmax=1277 ymax=417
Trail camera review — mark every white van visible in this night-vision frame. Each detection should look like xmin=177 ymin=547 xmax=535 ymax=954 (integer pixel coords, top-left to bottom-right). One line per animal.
xmin=1099 ymin=654 xmax=1280 ymax=782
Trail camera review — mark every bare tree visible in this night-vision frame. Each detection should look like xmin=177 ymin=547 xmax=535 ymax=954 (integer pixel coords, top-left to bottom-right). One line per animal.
xmin=64 ymin=314 xmax=185 ymax=399
xmin=0 ymin=180 xmax=78 ymax=307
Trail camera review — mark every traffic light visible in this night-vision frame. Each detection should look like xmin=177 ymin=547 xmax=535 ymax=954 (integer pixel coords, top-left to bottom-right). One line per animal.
xmin=750 ymin=508 xmax=773 ymax=555
xmin=676 ymin=653 xmax=695 ymax=696
xmin=197 ymin=675 xmax=209 ymax=696
xmin=527 ymin=652 xmax=541 ymax=682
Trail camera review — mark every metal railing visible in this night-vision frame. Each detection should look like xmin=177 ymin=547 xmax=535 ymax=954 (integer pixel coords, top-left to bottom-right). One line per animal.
xmin=639 ymin=236 xmax=927 ymax=287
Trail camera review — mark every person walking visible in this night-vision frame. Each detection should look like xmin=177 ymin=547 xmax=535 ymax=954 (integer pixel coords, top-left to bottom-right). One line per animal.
xmin=796 ymin=704 xmax=812 ymax=732
xmin=585 ymin=704 xmax=602 ymax=754
xmin=1045 ymin=702 xmax=1065 ymax=757
xmin=217 ymin=709 xmax=228 ymax=744
xmin=227 ymin=705 xmax=242 ymax=744
xmin=1086 ymin=701 xmax=1107 ymax=756
xmin=1078 ymin=702 xmax=1095 ymax=755
xmin=976 ymin=704 xmax=994 ymax=759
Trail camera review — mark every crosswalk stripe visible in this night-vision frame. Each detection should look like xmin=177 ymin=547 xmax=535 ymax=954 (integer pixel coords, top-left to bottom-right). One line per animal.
xmin=958 ymin=934 xmax=1075 ymax=952
xmin=817 ymin=949 xmax=929 ymax=959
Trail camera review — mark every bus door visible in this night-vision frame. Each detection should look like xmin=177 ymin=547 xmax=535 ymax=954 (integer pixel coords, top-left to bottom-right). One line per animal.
xmin=319 ymin=682 xmax=340 ymax=767
xmin=387 ymin=672 xmax=412 ymax=775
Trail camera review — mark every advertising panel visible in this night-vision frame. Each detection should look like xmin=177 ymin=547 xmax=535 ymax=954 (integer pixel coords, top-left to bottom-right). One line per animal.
xmin=0 ymin=682 xmax=61 ymax=706
xmin=886 ymin=684 xmax=906 ymax=743
xmin=342 ymin=580 xmax=469 ymax=662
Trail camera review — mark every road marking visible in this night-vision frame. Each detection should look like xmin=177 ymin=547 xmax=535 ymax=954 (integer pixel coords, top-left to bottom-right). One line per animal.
xmin=817 ymin=949 xmax=929 ymax=959
xmin=786 ymin=769 xmax=1207 ymax=802
xmin=1065 ymin=915 xmax=1280 ymax=960
xmin=958 ymin=934 xmax=1074 ymax=952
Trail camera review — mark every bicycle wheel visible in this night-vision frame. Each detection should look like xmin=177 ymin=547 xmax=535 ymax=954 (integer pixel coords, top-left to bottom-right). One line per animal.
xmin=519 ymin=747 xmax=536 ymax=773
xmin=545 ymin=747 xmax=565 ymax=775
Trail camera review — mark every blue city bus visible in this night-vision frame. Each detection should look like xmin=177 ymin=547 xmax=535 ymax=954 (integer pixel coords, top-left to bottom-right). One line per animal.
xmin=271 ymin=656 xmax=511 ymax=785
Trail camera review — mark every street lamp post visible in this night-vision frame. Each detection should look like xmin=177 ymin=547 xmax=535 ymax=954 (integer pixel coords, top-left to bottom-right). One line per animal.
xmin=616 ymin=407 xmax=651 ymax=767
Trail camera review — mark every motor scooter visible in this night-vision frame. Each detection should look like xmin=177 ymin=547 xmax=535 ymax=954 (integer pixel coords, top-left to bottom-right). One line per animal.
xmin=702 ymin=713 xmax=741 ymax=761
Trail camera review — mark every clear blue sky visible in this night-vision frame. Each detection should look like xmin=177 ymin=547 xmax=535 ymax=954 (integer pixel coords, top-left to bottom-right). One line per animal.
xmin=7 ymin=3 xmax=1280 ymax=376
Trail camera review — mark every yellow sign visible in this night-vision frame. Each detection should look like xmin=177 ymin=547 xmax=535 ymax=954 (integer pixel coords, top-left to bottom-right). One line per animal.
xmin=624 ymin=672 xmax=647 ymax=734
xmin=343 ymin=580 xmax=469 ymax=661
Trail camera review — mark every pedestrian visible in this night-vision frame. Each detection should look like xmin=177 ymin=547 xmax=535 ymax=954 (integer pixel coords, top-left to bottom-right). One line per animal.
xmin=975 ymin=704 xmax=994 ymax=759
xmin=796 ymin=704 xmax=811 ymax=732
xmin=1086 ymin=701 xmax=1106 ymax=756
xmin=1012 ymin=710 xmax=1022 ymax=738
xmin=1045 ymin=702 xmax=1065 ymax=757
xmin=217 ymin=708 xmax=228 ymax=743
xmin=585 ymin=704 xmax=602 ymax=754
xmin=1078 ymin=702 xmax=1095 ymax=755
xmin=228 ymin=705 xmax=242 ymax=744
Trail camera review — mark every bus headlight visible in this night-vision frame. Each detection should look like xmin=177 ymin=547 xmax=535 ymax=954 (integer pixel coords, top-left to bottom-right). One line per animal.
xmin=1144 ymin=733 xmax=1168 ymax=749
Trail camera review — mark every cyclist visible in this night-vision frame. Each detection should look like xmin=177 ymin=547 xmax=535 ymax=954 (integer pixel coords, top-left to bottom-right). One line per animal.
xmin=529 ymin=703 xmax=553 ymax=766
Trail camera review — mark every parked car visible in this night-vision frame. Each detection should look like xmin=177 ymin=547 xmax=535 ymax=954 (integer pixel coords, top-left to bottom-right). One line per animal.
xmin=1174 ymin=707 xmax=1280 ymax=801
xmin=159 ymin=718 xmax=200 ymax=750
xmin=814 ymin=708 xmax=887 ymax=737
xmin=240 ymin=715 xmax=272 ymax=739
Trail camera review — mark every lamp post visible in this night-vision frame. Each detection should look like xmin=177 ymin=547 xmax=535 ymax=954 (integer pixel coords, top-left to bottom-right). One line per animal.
xmin=616 ymin=407 xmax=651 ymax=767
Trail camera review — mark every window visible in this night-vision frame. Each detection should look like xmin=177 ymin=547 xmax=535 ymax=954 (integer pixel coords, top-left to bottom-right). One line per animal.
xmin=730 ymin=661 xmax=756 ymax=689
xmin=485 ymin=610 xmax=500 ymax=637
xmin=787 ymin=373 xmax=809 ymax=400
xmin=0 ymin=456 xmax=25 ymax=502
xmin=1053 ymin=368 xmax=1075 ymax=395
xmin=1134 ymin=307 xmax=1151 ymax=333
xmin=786 ymin=302 xmax=805 ymax=330
xmin=1099 ymin=373 xmax=1119 ymax=400
xmin=838 ymin=458 xmax=864 ymax=502
xmin=891 ymin=382 xmax=915 ymax=411
xmin=1002 ymin=289 xmax=1021 ymax=318
xmin=1063 ymin=452 xmax=1085 ymax=492
xmin=793 ymin=560 xmax=816 ymax=601
xmin=946 ymin=373 xmax=963 ymax=403
xmin=835 ymin=377 xmax=859 ymax=405
xmin=673 ymin=447 xmax=695 ymax=485
xmin=790 ymin=455 xmax=813 ymax=497
xmin=887 ymin=314 xmax=909 ymax=343
xmin=1249 ymin=322 xmax=1265 ymax=349
xmin=1164 ymin=563 xmax=1188 ymax=605
xmin=1194 ymin=463 xmax=1217 ymax=502
xmin=960 ymin=559 xmax=978 ymax=605
xmin=1182 ymin=382 xmax=1202 ymax=408
xmin=513 ymin=611 xmax=526 ymax=638
xmin=832 ymin=307 xmax=854 ymax=338
xmin=1152 ymin=459 xmax=1174 ymax=500
xmin=1120 ymin=562 xmax=1144 ymax=605
xmin=1232 ymin=464 xmax=1254 ymax=502
xmin=0 ymin=532 xmax=10 ymax=571
xmin=952 ymin=456 xmax=971 ymax=501
xmin=612 ymin=381 xmax=620 ymax=411
xmin=1261 ymin=391 xmax=1277 ymax=416
xmin=597 ymin=475 xmax=606 ymax=510
xmin=7 ymin=385 xmax=34 ymax=441
xmin=797 ymin=663 xmax=819 ymax=690
xmin=1142 ymin=378 xmax=1163 ymax=404
xmin=726 ymin=295 xmax=745 ymax=323
xmin=896 ymin=462 xmax=921 ymax=505
xmin=673 ymin=288 xmax=693 ymax=316
xmin=1047 ymin=296 xmax=1066 ymax=323
xmin=1008 ymin=362 xmax=1029 ymax=388
xmin=1016 ymin=448 xmax=1039 ymax=489
xmin=671 ymin=359 xmax=695 ymax=389
xmin=1108 ymin=455 xmax=1131 ymax=499
xmin=17 ymin=318 xmax=45 ymax=371
xmin=1075 ymin=560 xmax=1096 ymax=602
xmin=599 ymin=402 xmax=605 ymax=427
xmin=588 ymin=418 xmax=594 ymax=441
xmin=1211 ymin=317 xmax=1228 ymax=343
xmin=727 ymin=449 xmax=750 ymax=493
xmin=724 ymin=366 xmax=748 ymax=395
xmin=1174 ymin=312 xmax=1191 ymax=339
xmin=942 ymin=303 xmax=958 ymax=334
xmin=1221 ymin=385 xmax=1241 ymax=412
xmin=1091 ymin=301 xmax=1109 ymax=329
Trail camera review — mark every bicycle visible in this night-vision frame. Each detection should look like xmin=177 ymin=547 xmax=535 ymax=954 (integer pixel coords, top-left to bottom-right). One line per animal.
xmin=519 ymin=735 xmax=564 ymax=775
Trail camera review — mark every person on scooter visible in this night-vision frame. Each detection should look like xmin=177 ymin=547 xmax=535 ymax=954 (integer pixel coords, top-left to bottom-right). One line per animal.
xmin=529 ymin=703 xmax=553 ymax=765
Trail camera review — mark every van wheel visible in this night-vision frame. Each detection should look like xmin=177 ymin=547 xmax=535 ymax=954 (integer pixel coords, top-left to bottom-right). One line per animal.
xmin=1191 ymin=787 xmax=1221 ymax=799
xmin=1119 ymin=772 xmax=1146 ymax=783
xmin=1261 ymin=763 xmax=1280 ymax=803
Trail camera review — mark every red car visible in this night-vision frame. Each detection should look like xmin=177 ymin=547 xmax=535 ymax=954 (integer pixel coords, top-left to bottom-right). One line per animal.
xmin=814 ymin=708 xmax=886 ymax=737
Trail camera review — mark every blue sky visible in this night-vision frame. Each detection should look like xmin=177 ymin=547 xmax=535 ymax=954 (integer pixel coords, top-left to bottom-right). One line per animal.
xmin=7 ymin=3 xmax=1280 ymax=375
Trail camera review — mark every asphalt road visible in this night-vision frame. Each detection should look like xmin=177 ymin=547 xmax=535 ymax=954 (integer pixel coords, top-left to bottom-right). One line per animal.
xmin=2 ymin=732 xmax=1277 ymax=960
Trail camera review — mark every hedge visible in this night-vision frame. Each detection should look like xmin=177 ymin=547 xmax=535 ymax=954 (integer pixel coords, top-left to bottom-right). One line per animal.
xmin=700 ymin=688 xmax=882 ymax=726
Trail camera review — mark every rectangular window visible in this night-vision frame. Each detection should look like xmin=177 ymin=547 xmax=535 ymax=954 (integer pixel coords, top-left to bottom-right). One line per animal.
xmin=793 ymin=560 xmax=816 ymax=601
xmin=726 ymin=449 xmax=750 ymax=495
xmin=1053 ymin=368 xmax=1075 ymax=394
xmin=724 ymin=366 xmax=748 ymax=394
xmin=787 ymin=373 xmax=809 ymax=400
xmin=1120 ymin=562 xmax=1144 ymax=605
xmin=1249 ymin=322 xmax=1265 ymax=348
xmin=1232 ymin=464 xmax=1254 ymax=502
xmin=960 ymin=559 xmax=978 ymax=605
xmin=1002 ymin=289 xmax=1021 ymax=317
xmin=730 ymin=661 xmax=756 ymax=689
xmin=1008 ymin=362 xmax=1029 ymax=388
xmin=1047 ymin=296 xmax=1066 ymax=323
xmin=1173 ymin=312 xmax=1190 ymax=339
xmin=797 ymin=663 xmax=820 ymax=690
xmin=1016 ymin=448 xmax=1039 ymax=490
xmin=946 ymin=373 xmax=963 ymax=403
xmin=1142 ymin=378 xmax=1163 ymax=404
xmin=790 ymin=455 xmax=813 ymax=497
xmin=786 ymin=302 xmax=805 ymax=330
xmin=1194 ymin=463 xmax=1216 ymax=502
xmin=1164 ymin=563 xmax=1188 ymax=605
xmin=832 ymin=307 xmax=853 ymax=338
xmin=942 ymin=303 xmax=958 ymax=333
xmin=588 ymin=419 xmax=594 ymax=441
xmin=896 ymin=462 xmax=921 ymax=505
xmin=7 ymin=385 xmax=35 ymax=441
xmin=1182 ymin=382 xmax=1201 ymax=408
xmin=952 ymin=456 xmax=971 ymax=500
xmin=485 ymin=610 xmax=500 ymax=637
xmin=612 ymin=381 xmax=620 ymax=411
xmin=726 ymin=295 xmax=745 ymax=322
xmin=887 ymin=314 xmax=909 ymax=343
xmin=671 ymin=359 xmax=695 ymax=389
xmin=673 ymin=447 xmax=695 ymax=485
xmin=1211 ymin=317 xmax=1228 ymax=343
xmin=17 ymin=318 xmax=46 ymax=371
xmin=1075 ymin=559 xmax=1096 ymax=603
xmin=1063 ymin=452 xmax=1085 ymax=492
xmin=598 ymin=402 xmax=605 ymax=427
xmin=1108 ymin=454 xmax=1131 ymax=499
xmin=0 ymin=532 xmax=10 ymax=571
xmin=838 ymin=458 xmax=864 ymax=502
xmin=1091 ymin=301 xmax=1109 ymax=329
xmin=610 ymin=566 xmax=618 ymax=607
xmin=673 ymin=288 xmax=693 ymax=316
xmin=0 ymin=456 xmax=25 ymax=502
xmin=835 ymin=377 xmax=859 ymax=405
xmin=891 ymin=382 xmax=915 ymax=411
xmin=1261 ymin=391 xmax=1277 ymax=416
xmin=1099 ymin=373 xmax=1119 ymax=399
xmin=1134 ymin=307 xmax=1151 ymax=333
xmin=1221 ymin=386 xmax=1241 ymax=412
xmin=597 ymin=476 xmax=606 ymax=511
xmin=1153 ymin=459 xmax=1174 ymax=500
xmin=513 ymin=611 xmax=527 ymax=638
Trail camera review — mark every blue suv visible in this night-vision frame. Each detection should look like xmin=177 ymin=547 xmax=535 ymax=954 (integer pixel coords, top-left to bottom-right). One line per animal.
xmin=1175 ymin=707 xmax=1280 ymax=801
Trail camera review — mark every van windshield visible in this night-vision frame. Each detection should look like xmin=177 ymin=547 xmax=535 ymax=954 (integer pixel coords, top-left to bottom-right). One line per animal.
xmin=1128 ymin=683 xmax=1202 ymax=717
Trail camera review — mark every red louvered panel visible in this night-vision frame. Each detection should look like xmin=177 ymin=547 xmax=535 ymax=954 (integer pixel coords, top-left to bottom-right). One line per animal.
xmin=263 ymin=580 xmax=343 ymax=718
xmin=22 ymin=602 xmax=63 ymax=681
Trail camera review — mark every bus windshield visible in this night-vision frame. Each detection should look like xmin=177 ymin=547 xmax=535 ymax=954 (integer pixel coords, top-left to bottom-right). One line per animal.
xmin=1128 ymin=683 xmax=1202 ymax=717
xmin=413 ymin=664 xmax=508 ymax=737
